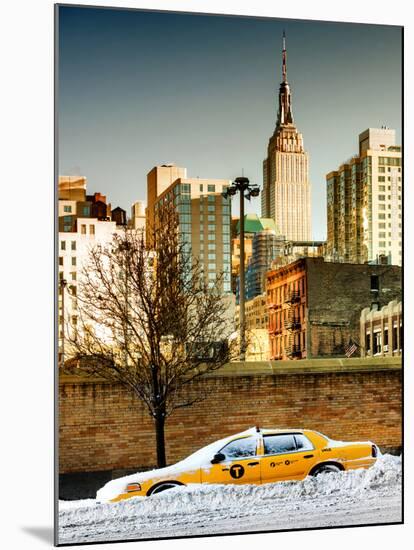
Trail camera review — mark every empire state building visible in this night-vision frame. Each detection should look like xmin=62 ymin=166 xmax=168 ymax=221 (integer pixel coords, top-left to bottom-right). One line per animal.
xmin=261 ymin=34 xmax=311 ymax=241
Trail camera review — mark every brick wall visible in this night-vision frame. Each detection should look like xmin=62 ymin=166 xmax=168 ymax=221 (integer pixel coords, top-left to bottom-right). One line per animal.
xmin=306 ymin=259 xmax=401 ymax=357
xmin=59 ymin=358 xmax=401 ymax=474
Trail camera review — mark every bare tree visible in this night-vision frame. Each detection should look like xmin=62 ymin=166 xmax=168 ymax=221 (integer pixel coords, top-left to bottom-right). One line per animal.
xmin=66 ymin=204 xmax=235 ymax=467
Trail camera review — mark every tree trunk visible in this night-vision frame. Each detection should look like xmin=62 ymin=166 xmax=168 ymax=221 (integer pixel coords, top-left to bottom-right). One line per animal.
xmin=154 ymin=409 xmax=167 ymax=468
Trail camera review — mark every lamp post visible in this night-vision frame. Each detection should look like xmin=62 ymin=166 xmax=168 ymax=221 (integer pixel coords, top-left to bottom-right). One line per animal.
xmin=60 ymin=278 xmax=67 ymax=367
xmin=222 ymin=177 xmax=260 ymax=361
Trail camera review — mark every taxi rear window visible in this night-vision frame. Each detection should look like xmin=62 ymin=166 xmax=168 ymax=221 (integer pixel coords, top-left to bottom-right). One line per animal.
xmin=264 ymin=434 xmax=296 ymax=454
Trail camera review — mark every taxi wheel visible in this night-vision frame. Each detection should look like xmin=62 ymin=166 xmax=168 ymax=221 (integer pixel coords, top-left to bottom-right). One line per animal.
xmin=311 ymin=463 xmax=342 ymax=476
xmin=147 ymin=482 xmax=183 ymax=496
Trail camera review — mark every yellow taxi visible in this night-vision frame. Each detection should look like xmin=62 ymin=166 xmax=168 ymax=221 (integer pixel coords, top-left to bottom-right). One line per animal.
xmin=97 ymin=427 xmax=379 ymax=503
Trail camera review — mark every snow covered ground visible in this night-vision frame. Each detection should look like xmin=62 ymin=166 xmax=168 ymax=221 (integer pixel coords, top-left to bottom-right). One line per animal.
xmin=58 ymin=454 xmax=402 ymax=545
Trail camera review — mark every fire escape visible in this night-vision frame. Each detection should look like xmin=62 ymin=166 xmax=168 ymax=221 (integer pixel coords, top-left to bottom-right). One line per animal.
xmin=284 ymin=290 xmax=302 ymax=359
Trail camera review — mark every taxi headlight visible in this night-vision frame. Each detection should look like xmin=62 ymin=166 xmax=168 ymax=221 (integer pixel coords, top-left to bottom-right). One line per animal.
xmin=126 ymin=482 xmax=142 ymax=492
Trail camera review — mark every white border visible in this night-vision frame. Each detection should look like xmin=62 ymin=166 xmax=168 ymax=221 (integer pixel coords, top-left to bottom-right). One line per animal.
xmin=1 ymin=1 xmax=411 ymax=549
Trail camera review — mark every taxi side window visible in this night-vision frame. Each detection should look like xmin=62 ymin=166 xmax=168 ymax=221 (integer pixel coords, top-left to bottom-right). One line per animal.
xmin=220 ymin=437 xmax=257 ymax=458
xmin=294 ymin=434 xmax=314 ymax=451
xmin=263 ymin=434 xmax=296 ymax=455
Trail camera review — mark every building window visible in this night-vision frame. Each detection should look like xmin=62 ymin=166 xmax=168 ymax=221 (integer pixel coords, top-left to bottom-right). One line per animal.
xmin=208 ymin=184 xmax=216 ymax=192
xmin=199 ymin=184 xmax=203 ymax=191
xmin=208 ymin=253 xmax=216 ymax=260
xmin=393 ymin=325 xmax=398 ymax=351
xmin=378 ymin=195 xmax=385 ymax=201
xmin=71 ymin=272 xmax=76 ymax=281
xmin=59 ymin=256 xmax=63 ymax=266
xmin=378 ymin=176 xmax=385 ymax=182
xmin=83 ymin=206 xmax=90 ymax=216
xmin=370 ymin=275 xmax=379 ymax=291
xmin=81 ymin=224 xmax=86 ymax=234
xmin=208 ymin=195 xmax=215 ymax=202
xmin=373 ymin=331 xmax=382 ymax=355
xmin=61 ymin=241 xmax=66 ymax=250
xmin=365 ymin=333 xmax=371 ymax=355
xmin=71 ymin=257 xmax=76 ymax=266
xmin=208 ymin=205 xmax=215 ymax=212
xmin=208 ymin=215 xmax=215 ymax=221
xmin=90 ymin=225 xmax=95 ymax=235
xmin=208 ymin=244 xmax=216 ymax=250
xmin=208 ymin=224 xmax=216 ymax=231
xmin=178 ymin=203 xmax=191 ymax=214
xmin=71 ymin=241 xmax=76 ymax=251
xmin=64 ymin=205 xmax=72 ymax=213
xmin=208 ymin=234 xmax=215 ymax=241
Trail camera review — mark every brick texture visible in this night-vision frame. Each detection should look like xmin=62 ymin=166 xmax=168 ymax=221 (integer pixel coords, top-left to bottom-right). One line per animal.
xmin=59 ymin=360 xmax=401 ymax=474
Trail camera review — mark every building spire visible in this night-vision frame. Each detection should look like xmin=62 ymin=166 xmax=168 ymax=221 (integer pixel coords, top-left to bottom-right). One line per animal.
xmin=282 ymin=30 xmax=287 ymax=83
xmin=276 ymin=30 xmax=294 ymax=128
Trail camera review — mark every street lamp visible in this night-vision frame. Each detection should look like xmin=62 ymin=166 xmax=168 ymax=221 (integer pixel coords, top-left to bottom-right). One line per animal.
xmin=59 ymin=278 xmax=67 ymax=367
xmin=222 ymin=177 xmax=260 ymax=361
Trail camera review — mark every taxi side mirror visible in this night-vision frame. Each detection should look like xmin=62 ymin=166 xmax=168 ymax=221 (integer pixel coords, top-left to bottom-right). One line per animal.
xmin=211 ymin=452 xmax=226 ymax=464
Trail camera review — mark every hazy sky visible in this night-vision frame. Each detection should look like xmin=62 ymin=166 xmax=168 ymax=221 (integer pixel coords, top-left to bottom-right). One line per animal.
xmin=58 ymin=6 xmax=402 ymax=240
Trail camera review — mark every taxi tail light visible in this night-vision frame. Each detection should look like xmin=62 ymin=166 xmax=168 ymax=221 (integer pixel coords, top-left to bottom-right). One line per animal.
xmin=126 ymin=482 xmax=141 ymax=492
xmin=371 ymin=445 xmax=378 ymax=458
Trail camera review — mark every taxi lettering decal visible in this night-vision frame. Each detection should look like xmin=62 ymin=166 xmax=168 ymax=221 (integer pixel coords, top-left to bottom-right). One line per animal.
xmin=230 ymin=464 xmax=245 ymax=479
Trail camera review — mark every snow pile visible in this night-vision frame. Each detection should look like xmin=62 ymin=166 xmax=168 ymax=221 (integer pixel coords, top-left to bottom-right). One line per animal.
xmin=59 ymin=454 xmax=401 ymax=543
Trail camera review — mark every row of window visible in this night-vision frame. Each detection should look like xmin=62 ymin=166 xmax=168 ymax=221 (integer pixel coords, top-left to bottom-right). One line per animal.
xmin=378 ymin=241 xmax=401 ymax=248
xmin=365 ymin=325 xmax=402 ymax=354
xmin=377 ymin=195 xmax=401 ymax=201
xmin=378 ymin=157 xmax=401 ymax=166
xmin=378 ymin=213 xmax=402 ymax=220
xmin=220 ymin=433 xmax=313 ymax=459
xmin=267 ymin=277 xmax=306 ymax=305
xmin=195 ymin=234 xmax=231 ymax=243
xmin=60 ymin=241 xmax=76 ymax=251
xmin=59 ymin=256 xmax=77 ymax=266
xmin=63 ymin=205 xmax=91 ymax=216
xmin=199 ymin=253 xmax=231 ymax=262
xmin=378 ymin=185 xmax=401 ymax=192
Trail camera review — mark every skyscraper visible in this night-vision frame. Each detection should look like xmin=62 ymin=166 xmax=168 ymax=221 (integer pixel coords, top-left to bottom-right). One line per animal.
xmin=149 ymin=166 xmax=232 ymax=294
xmin=326 ymin=128 xmax=402 ymax=266
xmin=262 ymin=34 xmax=312 ymax=241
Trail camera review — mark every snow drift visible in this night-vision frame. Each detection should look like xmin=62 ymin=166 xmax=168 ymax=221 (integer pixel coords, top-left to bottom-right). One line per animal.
xmin=59 ymin=454 xmax=401 ymax=544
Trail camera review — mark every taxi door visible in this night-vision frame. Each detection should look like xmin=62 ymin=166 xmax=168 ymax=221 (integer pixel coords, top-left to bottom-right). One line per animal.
xmin=260 ymin=433 xmax=318 ymax=482
xmin=201 ymin=435 xmax=261 ymax=485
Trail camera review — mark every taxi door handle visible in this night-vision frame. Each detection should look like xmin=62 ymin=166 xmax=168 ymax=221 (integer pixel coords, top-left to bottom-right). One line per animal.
xmin=247 ymin=461 xmax=259 ymax=466
xmin=304 ymin=454 xmax=314 ymax=459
